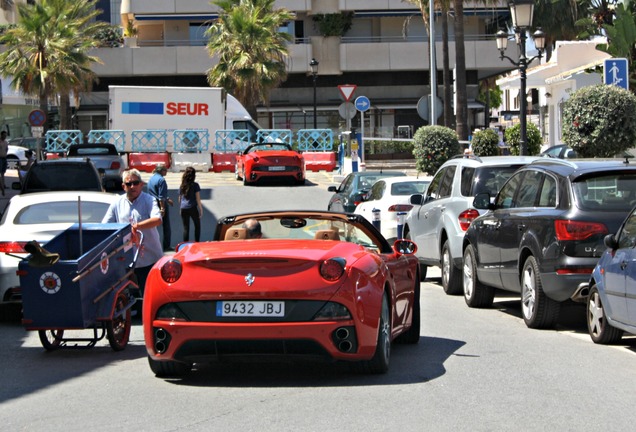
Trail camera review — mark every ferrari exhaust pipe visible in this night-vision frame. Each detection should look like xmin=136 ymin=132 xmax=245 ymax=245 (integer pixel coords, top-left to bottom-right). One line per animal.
xmin=338 ymin=340 xmax=353 ymax=352
xmin=335 ymin=327 xmax=350 ymax=340
xmin=333 ymin=326 xmax=357 ymax=353
xmin=154 ymin=327 xmax=169 ymax=354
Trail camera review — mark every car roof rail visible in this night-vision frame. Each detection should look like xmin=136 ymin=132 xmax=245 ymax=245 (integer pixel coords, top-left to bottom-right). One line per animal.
xmin=450 ymin=153 xmax=482 ymax=163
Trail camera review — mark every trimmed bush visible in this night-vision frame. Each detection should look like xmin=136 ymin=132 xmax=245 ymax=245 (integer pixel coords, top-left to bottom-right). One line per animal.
xmin=470 ymin=128 xmax=500 ymax=156
xmin=412 ymin=125 xmax=460 ymax=175
xmin=505 ymin=123 xmax=542 ymax=155
xmin=561 ymin=84 xmax=636 ymax=157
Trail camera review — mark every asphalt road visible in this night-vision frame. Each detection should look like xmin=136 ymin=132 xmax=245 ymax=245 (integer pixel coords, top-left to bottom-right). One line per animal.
xmin=2 ymin=167 xmax=636 ymax=430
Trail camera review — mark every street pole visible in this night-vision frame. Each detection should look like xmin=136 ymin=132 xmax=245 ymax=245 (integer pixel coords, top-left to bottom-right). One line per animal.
xmin=518 ymin=30 xmax=528 ymax=156
xmin=310 ymin=58 xmax=319 ymax=129
xmin=495 ymin=0 xmax=545 ymax=156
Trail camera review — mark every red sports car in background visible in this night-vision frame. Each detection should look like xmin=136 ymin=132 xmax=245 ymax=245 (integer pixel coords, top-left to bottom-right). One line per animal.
xmin=235 ymin=143 xmax=305 ymax=185
xmin=143 ymin=211 xmax=421 ymax=377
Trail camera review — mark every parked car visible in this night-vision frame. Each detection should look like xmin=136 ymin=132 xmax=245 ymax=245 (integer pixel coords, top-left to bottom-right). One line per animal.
xmin=6 ymin=144 xmax=30 ymax=170
xmin=404 ymin=154 xmax=539 ymax=287
xmin=0 ymin=191 xmax=118 ymax=302
xmin=586 ymin=205 xmax=636 ymax=344
xmin=462 ymin=158 xmax=636 ymax=329
xmin=355 ymin=175 xmax=432 ymax=242
xmin=66 ymin=144 xmax=126 ymax=191
xmin=541 ymin=144 xmax=577 ymax=159
xmin=235 ymin=142 xmax=305 ymax=186
xmin=327 ymin=171 xmax=407 ymax=213
xmin=143 ymin=210 xmax=420 ymax=377
xmin=14 ymin=159 xmax=105 ymax=194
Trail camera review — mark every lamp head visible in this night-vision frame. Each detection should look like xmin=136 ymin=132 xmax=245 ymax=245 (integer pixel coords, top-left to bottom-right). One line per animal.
xmin=532 ymin=27 xmax=546 ymax=53
xmin=496 ymin=29 xmax=508 ymax=52
xmin=309 ymin=58 xmax=319 ymax=75
xmin=509 ymin=0 xmax=535 ymax=29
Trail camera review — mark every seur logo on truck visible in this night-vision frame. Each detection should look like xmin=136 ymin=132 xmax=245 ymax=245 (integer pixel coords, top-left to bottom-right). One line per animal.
xmin=122 ymin=102 xmax=209 ymax=116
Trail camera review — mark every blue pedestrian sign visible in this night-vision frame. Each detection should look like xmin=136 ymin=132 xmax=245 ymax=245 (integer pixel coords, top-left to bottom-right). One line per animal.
xmin=355 ymin=96 xmax=370 ymax=112
xmin=604 ymin=58 xmax=629 ymax=90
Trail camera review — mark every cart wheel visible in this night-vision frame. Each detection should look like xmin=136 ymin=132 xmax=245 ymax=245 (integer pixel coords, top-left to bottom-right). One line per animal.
xmin=106 ymin=292 xmax=131 ymax=351
xmin=38 ymin=330 xmax=64 ymax=351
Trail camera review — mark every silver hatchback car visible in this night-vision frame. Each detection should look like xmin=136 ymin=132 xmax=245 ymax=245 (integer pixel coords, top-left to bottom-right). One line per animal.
xmin=404 ymin=154 xmax=539 ymax=293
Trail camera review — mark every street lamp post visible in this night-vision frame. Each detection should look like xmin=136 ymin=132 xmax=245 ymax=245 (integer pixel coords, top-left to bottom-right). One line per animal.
xmin=496 ymin=0 xmax=545 ymax=156
xmin=309 ymin=58 xmax=319 ymax=129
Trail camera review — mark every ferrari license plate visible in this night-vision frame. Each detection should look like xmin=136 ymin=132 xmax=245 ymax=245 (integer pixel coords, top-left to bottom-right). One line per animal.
xmin=268 ymin=166 xmax=285 ymax=171
xmin=216 ymin=301 xmax=285 ymax=317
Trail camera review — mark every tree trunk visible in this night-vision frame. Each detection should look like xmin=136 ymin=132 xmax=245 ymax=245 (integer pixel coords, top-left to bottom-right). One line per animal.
xmin=453 ymin=0 xmax=468 ymax=140
xmin=59 ymin=93 xmax=71 ymax=130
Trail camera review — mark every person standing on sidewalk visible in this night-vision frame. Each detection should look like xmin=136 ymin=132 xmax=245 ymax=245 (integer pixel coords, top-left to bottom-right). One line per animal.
xmin=147 ymin=164 xmax=173 ymax=251
xmin=179 ymin=166 xmax=203 ymax=242
xmin=0 ymin=131 xmax=8 ymax=196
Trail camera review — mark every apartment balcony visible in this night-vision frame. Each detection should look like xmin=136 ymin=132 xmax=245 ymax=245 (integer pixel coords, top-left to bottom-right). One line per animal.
xmin=91 ymin=34 xmax=509 ymax=78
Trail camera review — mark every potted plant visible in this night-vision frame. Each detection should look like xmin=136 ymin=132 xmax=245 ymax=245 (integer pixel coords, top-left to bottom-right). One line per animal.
xmin=123 ymin=20 xmax=138 ymax=47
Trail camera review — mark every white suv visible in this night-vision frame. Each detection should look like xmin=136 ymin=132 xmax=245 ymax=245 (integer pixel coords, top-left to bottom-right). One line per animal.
xmin=404 ymin=154 xmax=539 ymax=294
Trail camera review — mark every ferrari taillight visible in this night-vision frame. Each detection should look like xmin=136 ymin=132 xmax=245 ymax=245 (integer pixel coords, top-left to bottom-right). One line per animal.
xmin=160 ymin=259 xmax=182 ymax=283
xmin=555 ymin=220 xmax=608 ymax=241
xmin=0 ymin=241 xmax=28 ymax=254
xmin=388 ymin=204 xmax=413 ymax=212
xmin=458 ymin=209 xmax=480 ymax=231
xmin=320 ymin=258 xmax=346 ymax=281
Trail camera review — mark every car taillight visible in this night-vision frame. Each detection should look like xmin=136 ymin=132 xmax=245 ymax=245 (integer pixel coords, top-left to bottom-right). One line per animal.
xmin=388 ymin=204 xmax=413 ymax=212
xmin=110 ymin=161 xmax=121 ymax=169
xmin=555 ymin=220 xmax=608 ymax=241
xmin=458 ymin=209 xmax=480 ymax=231
xmin=160 ymin=259 xmax=182 ymax=283
xmin=0 ymin=241 xmax=28 ymax=253
xmin=320 ymin=258 xmax=346 ymax=281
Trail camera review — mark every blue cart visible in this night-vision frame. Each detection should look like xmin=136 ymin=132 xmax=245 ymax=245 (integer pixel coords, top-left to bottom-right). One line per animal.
xmin=19 ymin=223 xmax=141 ymax=351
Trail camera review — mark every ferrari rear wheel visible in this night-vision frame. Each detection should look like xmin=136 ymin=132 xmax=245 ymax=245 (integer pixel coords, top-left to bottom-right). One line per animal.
xmin=357 ymin=292 xmax=391 ymax=374
xmin=148 ymin=356 xmax=192 ymax=378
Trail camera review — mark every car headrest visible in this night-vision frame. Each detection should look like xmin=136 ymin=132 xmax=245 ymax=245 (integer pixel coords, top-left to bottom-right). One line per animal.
xmin=314 ymin=229 xmax=340 ymax=241
xmin=225 ymin=228 xmax=247 ymax=240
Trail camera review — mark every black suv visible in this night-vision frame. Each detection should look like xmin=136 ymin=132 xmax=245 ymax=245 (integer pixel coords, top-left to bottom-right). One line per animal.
xmin=14 ymin=159 xmax=104 ymax=194
xmin=462 ymin=158 xmax=636 ymax=329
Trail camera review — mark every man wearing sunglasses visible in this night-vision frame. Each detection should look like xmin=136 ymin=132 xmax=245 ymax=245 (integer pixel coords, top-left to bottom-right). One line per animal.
xmin=102 ymin=168 xmax=163 ymax=313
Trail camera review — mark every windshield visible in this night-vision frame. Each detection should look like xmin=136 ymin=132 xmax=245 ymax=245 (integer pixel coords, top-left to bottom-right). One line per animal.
xmin=13 ymin=201 xmax=111 ymax=224
xmin=574 ymin=174 xmax=636 ymax=211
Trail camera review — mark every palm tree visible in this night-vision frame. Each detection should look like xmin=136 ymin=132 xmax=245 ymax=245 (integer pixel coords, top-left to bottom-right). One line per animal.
xmin=0 ymin=0 xmax=107 ymax=131
xmin=206 ymin=0 xmax=293 ymax=118
xmin=453 ymin=0 xmax=468 ymax=140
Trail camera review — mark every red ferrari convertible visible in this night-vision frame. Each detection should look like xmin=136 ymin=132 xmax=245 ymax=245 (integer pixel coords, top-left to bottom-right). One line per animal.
xmin=143 ymin=211 xmax=421 ymax=377
xmin=235 ymin=143 xmax=305 ymax=186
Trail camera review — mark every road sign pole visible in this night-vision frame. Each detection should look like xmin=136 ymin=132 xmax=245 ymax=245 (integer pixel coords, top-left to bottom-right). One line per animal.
xmin=360 ymin=110 xmax=365 ymax=165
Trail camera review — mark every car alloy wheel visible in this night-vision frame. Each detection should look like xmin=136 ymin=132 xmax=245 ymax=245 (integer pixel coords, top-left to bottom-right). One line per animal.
xmin=441 ymin=240 xmax=462 ymax=295
xmin=520 ymin=256 xmax=560 ymax=329
xmin=587 ymin=286 xmax=623 ymax=344
xmin=462 ymin=245 xmax=494 ymax=308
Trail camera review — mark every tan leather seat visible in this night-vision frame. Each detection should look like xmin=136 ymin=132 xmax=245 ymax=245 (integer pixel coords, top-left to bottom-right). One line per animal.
xmin=225 ymin=227 xmax=247 ymax=240
xmin=314 ymin=229 xmax=340 ymax=241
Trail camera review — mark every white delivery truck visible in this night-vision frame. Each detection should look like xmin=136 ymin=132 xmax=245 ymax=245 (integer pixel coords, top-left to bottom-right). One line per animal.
xmin=108 ymin=85 xmax=260 ymax=153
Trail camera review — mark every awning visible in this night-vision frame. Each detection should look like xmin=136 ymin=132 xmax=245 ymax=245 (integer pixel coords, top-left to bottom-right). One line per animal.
xmin=545 ymin=60 xmax=605 ymax=84
xmin=134 ymin=14 xmax=218 ymax=21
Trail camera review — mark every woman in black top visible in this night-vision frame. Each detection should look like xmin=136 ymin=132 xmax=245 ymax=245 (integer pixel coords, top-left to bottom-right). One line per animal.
xmin=179 ymin=167 xmax=203 ymax=242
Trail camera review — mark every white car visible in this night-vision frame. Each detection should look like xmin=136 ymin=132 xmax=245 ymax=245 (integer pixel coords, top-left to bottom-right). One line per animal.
xmin=0 ymin=191 xmax=119 ymax=303
xmin=7 ymin=145 xmax=30 ymax=170
xmin=355 ymin=175 xmax=431 ymax=242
